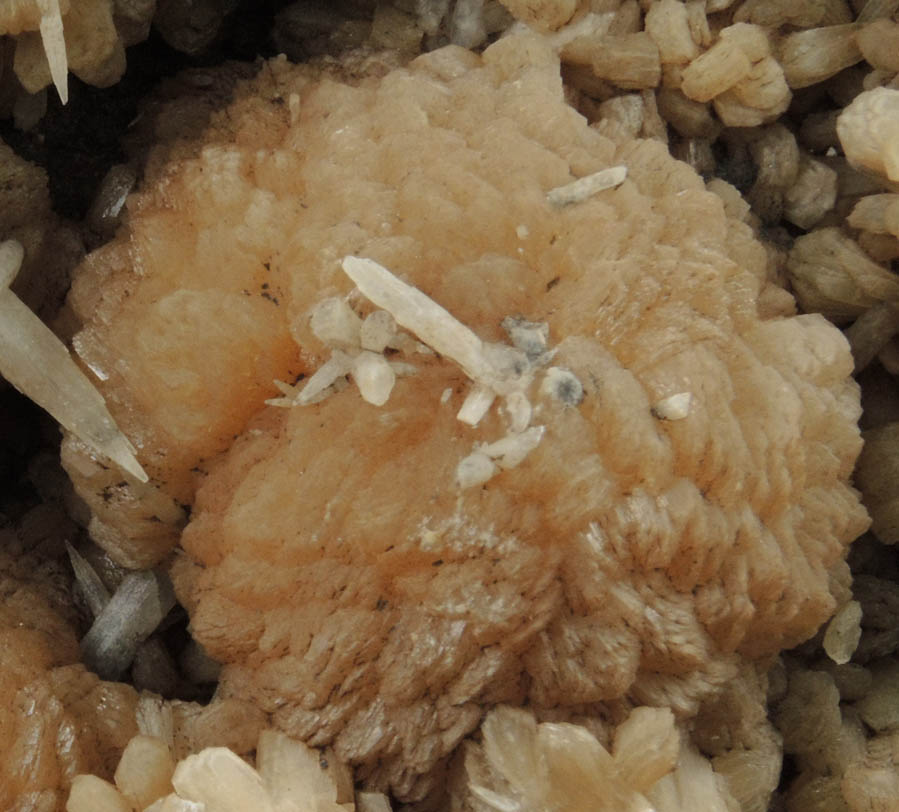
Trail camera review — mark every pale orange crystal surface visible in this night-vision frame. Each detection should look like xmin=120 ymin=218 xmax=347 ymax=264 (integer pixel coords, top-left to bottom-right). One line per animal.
xmin=0 ymin=536 xmax=139 ymax=809
xmin=64 ymin=34 xmax=869 ymax=800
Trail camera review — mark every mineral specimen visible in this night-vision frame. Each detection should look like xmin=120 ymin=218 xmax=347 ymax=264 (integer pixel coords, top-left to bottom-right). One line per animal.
xmin=61 ymin=30 xmax=869 ymax=801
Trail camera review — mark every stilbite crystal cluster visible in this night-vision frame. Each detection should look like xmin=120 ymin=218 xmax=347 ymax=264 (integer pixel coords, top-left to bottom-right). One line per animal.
xmin=63 ymin=31 xmax=868 ymax=802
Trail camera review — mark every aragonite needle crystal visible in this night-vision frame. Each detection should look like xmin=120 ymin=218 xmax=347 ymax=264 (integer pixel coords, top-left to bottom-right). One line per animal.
xmin=65 ymin=34 xmax=869 ymax=799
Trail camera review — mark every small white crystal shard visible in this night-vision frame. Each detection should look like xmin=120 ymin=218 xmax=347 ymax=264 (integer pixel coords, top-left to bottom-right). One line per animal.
xmin=503 ymin=391 xmax=532 ymax=433
xmin=342 ymin=256 xmax=496 ymax=385
xmin=0 ymin=240 xmax=147 ymax=482
xmin=81 ymin=570 xmax=177 ymax=679
xmin=546 ymin=165 xmax=627 ymax=206
xmin=295 ymin=350 xmax=354 ymax=405
xmin=457 ymin=383 xmax=497 ymax=426
xmin=540 ymin=367 xmax=584 ymax=406
xmin=456 ymin=451 xmax=497 ymax=489
xmin=172 ymin=748 xmax=274 ymax=812
xmin=310 ymin=297 xmax=362 ymax=348
xmin=481 ymin=426 xmax=545 ymax=469
xmin=360 ymin=309 xmax=397 ymax=352
xmin=65 ymin=541 xmax=111 ymax=618
xmin=823 ymin=600 xmax=863 ymax=665
xmin=288 ymin=92 xmax=301 ymax=125
xmin=353 ymin=351 xmax=396 ymax=406
xmin=651 ymin=392 xmax=693 ymax=420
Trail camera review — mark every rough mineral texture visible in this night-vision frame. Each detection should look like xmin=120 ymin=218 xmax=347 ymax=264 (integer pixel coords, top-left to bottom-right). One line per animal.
xmin=0 ymin=498 xmax=266 ymax=806
xmin=0 ymin=529 xmax=140 ymax=809
xmin=64 ymin=33 xmax=869 ymax=801
xmin=0 ymin=548 xmax=266 ymax=807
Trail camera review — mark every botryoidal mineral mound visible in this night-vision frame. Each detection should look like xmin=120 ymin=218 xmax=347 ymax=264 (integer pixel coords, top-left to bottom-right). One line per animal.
xmin=59 ymin=33 xmax=868 ymax=801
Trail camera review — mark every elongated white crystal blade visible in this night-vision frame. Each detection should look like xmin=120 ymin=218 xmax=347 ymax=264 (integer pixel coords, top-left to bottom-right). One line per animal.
xmin=66 ymin=541 xmax=111 ymax=618
xmin=37 ymin=0 xmax=68 ymax=104
xmin=547 ymin=165 xmax=627 ymax=206
xmin=481 ymin=425 xmax=545 ymax=469
xmin=457 ymin=383 xmax=496 ymax=426
xmin=342 ymin=256 xmax=495 ymax=384
xmin=297 ymin=349 xmax=354 ymax=405
xmin=0 ymin=242 xmax=147 ymax=482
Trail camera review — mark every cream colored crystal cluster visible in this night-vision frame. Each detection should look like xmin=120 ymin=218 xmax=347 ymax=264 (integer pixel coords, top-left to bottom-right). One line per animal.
xmin=749 ymin=532 xmax=899 ymax=811
xmin=450 ymin=664 xmax=783 ymax=812
xmin=495 ymin=0 xmax=899 ymax=398
xmin=59 ymin=26 xmax=870 ymax=802
xmin=835 ymin=85 xmax=899 ymax=547
xmin=457 ymin=703 xmax=751 ymax=812
xmin=501 ymin=0 xmax=867 ymax=128
xmin=766 ymin=642 xmax=899 ymax=810
xmin=66 ymin=726 xmax=373 ymax=812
